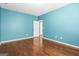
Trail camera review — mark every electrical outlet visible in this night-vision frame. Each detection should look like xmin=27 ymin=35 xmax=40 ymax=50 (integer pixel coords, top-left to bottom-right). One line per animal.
xmin=60 ymin=36 xmax=63 ymax=40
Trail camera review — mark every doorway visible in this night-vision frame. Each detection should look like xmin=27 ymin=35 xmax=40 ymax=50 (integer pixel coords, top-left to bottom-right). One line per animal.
xmin=33 ymin=20 xmax=43 ymax=55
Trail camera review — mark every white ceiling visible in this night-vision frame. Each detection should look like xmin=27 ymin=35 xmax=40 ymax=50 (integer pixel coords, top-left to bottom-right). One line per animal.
xmin=0 ymin=3 xmax=69 ymax=16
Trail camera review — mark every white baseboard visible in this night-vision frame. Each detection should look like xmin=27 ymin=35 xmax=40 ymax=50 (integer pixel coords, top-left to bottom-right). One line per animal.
xmin=44 ymin=37 xmax=79 ymax=49
xmin=0 ymin=37 xmax=33 ymax=44
xmin=1 ymin=36 xmax=79 ymax=49
xmin=0 ymin=42 xmax=1 ymax=45
xmin=0 ymin=36 xmax=43 ymax=44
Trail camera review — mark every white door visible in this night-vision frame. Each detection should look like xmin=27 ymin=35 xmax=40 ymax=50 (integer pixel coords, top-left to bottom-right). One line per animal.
xmin=33 ymin=21 xmax=40 ymax=37
xmin=33 ymin=20 xmax=43 ymax=55
xmin=33 ymin=20 xmax=43 ymax=37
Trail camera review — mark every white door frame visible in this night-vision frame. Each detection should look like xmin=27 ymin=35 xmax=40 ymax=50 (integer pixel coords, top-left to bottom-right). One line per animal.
xmin=33 ymin=20 xmax=43 ymax=37
xmin=33 ymin=20 xmax=43 ymax=55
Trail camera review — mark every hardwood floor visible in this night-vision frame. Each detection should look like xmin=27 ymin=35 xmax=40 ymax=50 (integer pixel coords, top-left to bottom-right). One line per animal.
xmin=0 ymin=38 xmax=79 ymax=56
xmin=43 ymin=39 xmax=79 ymax=56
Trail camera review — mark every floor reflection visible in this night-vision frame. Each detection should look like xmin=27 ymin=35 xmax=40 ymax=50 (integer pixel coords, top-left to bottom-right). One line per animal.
xmin=33 ymin=36 xmax=43 ymax=55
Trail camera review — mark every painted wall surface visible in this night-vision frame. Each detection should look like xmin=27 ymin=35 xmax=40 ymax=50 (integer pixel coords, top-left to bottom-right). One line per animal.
xmin=0 ymin=7 xmax=1 ymax=42
xmin=1 ymin=8 xmax=37 ymax=41
xmin=39 ymin=3 xmax=79 ymax=47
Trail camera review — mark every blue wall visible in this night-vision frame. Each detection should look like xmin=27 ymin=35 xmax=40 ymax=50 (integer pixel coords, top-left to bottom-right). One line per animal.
xmin=1 ymin=8 xmax=37 ymax=41
xmin=39 ymin=3 xmax=79 ymax=47
xmin=0 ymin=7 xmax=1 ymax=42
xmin=1 ymin=3 xmax=79 ymax=47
